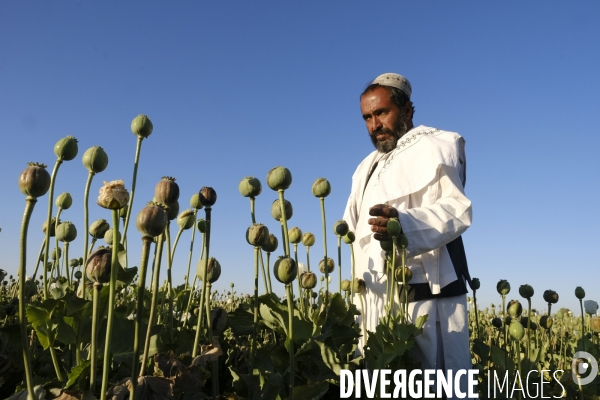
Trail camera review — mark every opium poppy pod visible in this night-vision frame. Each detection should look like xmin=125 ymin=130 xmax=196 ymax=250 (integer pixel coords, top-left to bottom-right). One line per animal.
xmin=246 ymin=224 xmax=270 ymax=247
xmin=302 ymin=232 xmax=316 ymax=247
xmin=177 ymin=209 xmax=195 ymax=230
xmin=509 ymin=321 xmax=525 ymax=341
xmin=273 ymin=256 xmax=297 ymax=284
xmin=386 ymin=218 xmax=401 ymax=237
xmin=136 ymin=202 xmax=168 ymax=237
xmin=86 ymin=247 xmax=112 ymax=284
xmin=543 ymin=290 xmax=559 ymax=304
xmin=154 ymin=177 xmax=179 ymax=205
xmin=42 ymin=217 xmax=59 ymax=237
xmin=197 ymin=219 xmax=207 ymax=233
xmin=507 ymin=300 xmax=523 ymax=318
xmin=89 ymin=219 xmax=110 ymax=239
xmin=300 ymin=272 xmax=317 ymax=290
xmin=288 ymin=227 xmax=303 ymax=244
xmin=352 ymin=278 xmax=366 ymax=294
xmin=471 ymin=277 xmax=481 ymax=291
xmin=131 ymin=114 xmax=153 ymax=139
xmin=341 ymin=279 xmax=351 ymax=292
xmin=19 ymin=162 xmax=51 ymax=198
xmin=54 ymin=136 xmax=79 ymax=161
xmin=189 ymin=193 xmax=204 ymax=210
xmin=333 ymin=220 xmax=349 ymax=237
xmin=199 ymin=187 xmax=217 ymax=207
xmin=311 ymin=178 xmax=331 ymax=198
xmin=575 ymin=286 xmax=585 ymax=300
xmin=497 ymin=280 xmax=511 ymax=296
xmin=55 ymin=192 xmax=73 ymax=210
xmin=197 ymin=257 xmax=221 ymax=283
xmin=318 ymin=257 xmax=335 ymax=274
xmin=239 ymin=176 xmax=262 ymax=198
xmin=56 ymin=221 xmax=77 ymax=243
xmin=82 ymin=146 xmax=108 ymax=173
xmin=261 ymin=234 xmax=278 ymax=253
xmin=97 ymin=180 xmax=129 ymax=210
xmin=266 ymin=166 xmax=292 ymax=191
xmin=271 ymin=199 xmax=293 ymax=221
xmin=342 ymin=231 xmax=355 ymax=245
xmin=519 ymin=284 xmax=534 ymax=299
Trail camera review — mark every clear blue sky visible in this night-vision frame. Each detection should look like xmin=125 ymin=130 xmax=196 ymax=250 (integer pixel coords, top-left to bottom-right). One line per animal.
xmin=1 ymin=2 xmax=598 ymax=315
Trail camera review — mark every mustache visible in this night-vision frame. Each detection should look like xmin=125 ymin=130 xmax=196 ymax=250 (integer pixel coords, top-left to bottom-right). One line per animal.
xmin=371 ymin=127 xmax=396 ymax=136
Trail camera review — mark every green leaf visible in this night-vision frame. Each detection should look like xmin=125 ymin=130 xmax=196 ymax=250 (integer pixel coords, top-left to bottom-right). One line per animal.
xmin=65 ymin=293 xmax=90 ymax=316
xmin=57 ymin=318 xmax=76 ymax=344
xmin=117 ymin=266 xmax=138 ymax=285
xmin=228 ymin=307 xmax=254 ymax=336
xmin=291 ymin=382 xmax=329 ymax=400
xmin=26 ymin=304 xmax=51 ymax=327
xmin=490 ymin=345 xmax=515 ymax=373
xmin=65 ymin=360 xmax=91 ymax=389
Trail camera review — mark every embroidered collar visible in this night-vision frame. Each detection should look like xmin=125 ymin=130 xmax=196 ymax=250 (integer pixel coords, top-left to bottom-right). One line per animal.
xmin=377 ymin=126 xmax=440 ymax=177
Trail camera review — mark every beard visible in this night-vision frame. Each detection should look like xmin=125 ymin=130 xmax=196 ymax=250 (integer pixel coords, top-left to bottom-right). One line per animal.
xmin=370 ymin=116 xmax=409 ymax=153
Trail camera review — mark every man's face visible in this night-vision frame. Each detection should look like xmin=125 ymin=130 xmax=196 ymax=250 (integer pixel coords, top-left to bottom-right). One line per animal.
xmin=360 ymin=86 xmax=408 ymax=153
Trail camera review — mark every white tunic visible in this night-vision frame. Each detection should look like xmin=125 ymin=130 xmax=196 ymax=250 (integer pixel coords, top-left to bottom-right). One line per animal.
xmin=343 ymin=125 xmax=473 ymax=397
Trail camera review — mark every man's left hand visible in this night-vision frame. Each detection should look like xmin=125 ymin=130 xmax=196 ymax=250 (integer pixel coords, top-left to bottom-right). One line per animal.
xmin=368 ymin=204 xmax=399 ymax=241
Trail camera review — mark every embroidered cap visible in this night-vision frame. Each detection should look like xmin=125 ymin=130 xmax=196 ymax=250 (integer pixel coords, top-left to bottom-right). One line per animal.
xmin=372 ymin=73 xmax=412 ymax=99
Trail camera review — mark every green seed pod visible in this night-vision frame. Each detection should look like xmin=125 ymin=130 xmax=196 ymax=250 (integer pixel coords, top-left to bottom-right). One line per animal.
xmin=19 ymin=162 xmax=51 ymax=198
xmin=509 ymin=320 xmax=525 ymax=341
xmin=398 ymin=234 xmax=409 ymax=248
xmin=97 ymin=180 xmax=129 ymax=210
xmin=491 ymin=318 xmax=503 ymax=329
xmin=575 ymin=286 xmax=585 ymax=300
xmin=165 ymin=200 xmax=179 ymax=221
xmin=82 ymin=146 xmax=108 ymax=173
xmin=519 ymin=284 xmax=534 ymax=299
xmin=177 ymin=209 xmax=195 ymax=230
xmin=246 ymin=224 xmax=270 ymax=247
xmin=379 ymin=239 xmax=393 ymax=252
xmin=318 ymin=257 xmax=335 ymax=274
xmin=471 ymin=278 xmax=481 ymax=291
xmin=496 ymin=279 xmax=511 ymax=296
xmin=78 ymin=257 xmax=83 ymax=265
xmin=155 ymin=178 xmax=179 ymax=206
xmin=136 ymin=202 xmax=168 ymax=237
xmin=197 ymin=219 xmax=207 ymax=233
xmin=118 ymin=204 xmax=128 ymax=220
xmin=343 ymin=231 xmax=355 ymax=244
xmin=42 ymin=217 xmax=59 ymax=237
xmin=386 ymin=218 xmax=401 ymax=237
xmin=341 ymin=279 xmax=352 ymax=292
xmin=196 ymin=257 xmax=221 ymax=283
xmin=199 ymin=186 xmax=217 ymax=207
xmin=311 ymin=177 xmax=331 ymax=198
xmin=239 ymin=176 xmax=262 ymax=198
xmin=54 ymin=135 xmax=78 ymax=161
xmin=261 ymin=234 xmax=278 ymax=253
xmin=266 ymin=166 xmax=292 ymax=191
xmin=55 ymin=192 xmax=73 ymax=210
xmin=56 ymin=221 xmax=77 ymax=243
xmin=352 ymin=278 xmax=366 ymax=294
xmin=333 ymin=220 xmax=349 ymax=237
xmin=189 ymin=193 xmax=204 ymax=210
xmin=69 ymin=258 xmax=79 ymax=267
xmin=210 ymin=307 xmax=229 ymax=337
xmin=543 ymin=290 xmax=559 ymax=304
xmin=520 ymin=317 xmax=537 ymax=331
xmin=273 ymin=256 xmax=297 ymax=284
xmin=288 ymin=227 xmax=303 ymax=244
xmin=300 ymin=272 xmax=317 ymax=290
xmin=50 ymin=247 xmax=62 ymax=260
xmin=89 ymin=219 xmax=110 ymax=239
xmin=104 ymin=228 xmax=121 ymax=245
xmin=271 ymin=199 xmax=293 ymax=221
xmin=131 ymin=114 xmax=153 ymax=139
xmin=302 ymin=232 xmax=316 ymax=247
xmin=507 ymin=300 xmax=523 ymax=318
xmin=74 ymin=270 xmax=83 ymax=280
xmin=86 ymin=247 xmax=112 ymax=284
xmin=395 ymin=267 xmax=413 ymax=283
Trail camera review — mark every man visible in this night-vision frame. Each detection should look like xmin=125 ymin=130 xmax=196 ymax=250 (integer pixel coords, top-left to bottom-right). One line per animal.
xmin=343 ymin=73 xmax=473 ymax=395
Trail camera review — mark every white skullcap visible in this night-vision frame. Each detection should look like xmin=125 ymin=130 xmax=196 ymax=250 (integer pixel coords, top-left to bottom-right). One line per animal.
xmin=372 ymin=73 xmax=412 ymax=99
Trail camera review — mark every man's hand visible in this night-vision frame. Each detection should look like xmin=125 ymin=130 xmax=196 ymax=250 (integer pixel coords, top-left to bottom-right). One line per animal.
xmin=368 ymin=204 xmax=399 ymax=241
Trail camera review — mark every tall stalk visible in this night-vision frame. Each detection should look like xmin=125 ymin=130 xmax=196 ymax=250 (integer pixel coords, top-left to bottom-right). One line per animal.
xmin=165 ymin=223 xmax=175 ymax=343
xmin=349 ymin=243 xmax=355 ymax=305
xmin=250 ymin=246 xmax=260 ymax=396
xmin=100 ymin=210 xmax=121 ymax=400
xmin=285 ymin=283 xmax=295 ymax=400
xmin=184 ymin=210 xmax=198 ymax=290
xmin=90 ymin=282 xmax=102 ymax=393
xmin=278 ymin=191 xmax=290 ymax=257
xmin=121 ymin=136 xmax=144 ymax=247
xmin=193 ymin=206 xmax=212 ymax=358
xmin=42 ymin=159 xmax=63 ymax=298
xmin=318 ymin=197 xmax=329 ymax=304
xmin=82 ymin=171 xmax=95 ymax=299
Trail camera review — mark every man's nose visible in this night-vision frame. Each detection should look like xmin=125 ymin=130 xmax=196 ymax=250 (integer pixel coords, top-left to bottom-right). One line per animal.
xmin=369 ymin=116 xmax=382 ymax=132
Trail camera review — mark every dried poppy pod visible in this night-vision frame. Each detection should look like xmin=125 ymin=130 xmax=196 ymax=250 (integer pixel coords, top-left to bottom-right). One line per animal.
xmin=239 ymin=176 xmax=262 ymax=198
xmin=54 ymin=135 xmax=79 ymax=161
xmin=319 ymin=257 xmax=335 ymax=274
xmin=154 ymin=176 xmax=179 ymax=205
xmin=288 ymin=227 xmax=302 ymax=244
xmin=196 ymin=257 xmax=221 ymax=283
xmin=131 ymin=114 xmax=153 ymax=139
xmin=246 ymin=224 xmax=269 ymax=247
xmin=199 ymin=186 xmax=217 ymax=207
xmin=82 ymin=146 xmax=108 ymax=173
xmin=519 ymin=284 xmax=534 ymax=299
xmin=271 ymin=199 xmax=293 ymax=221
xmin=56 ymin=221 xmax=77 ymax=243
xmin=177 ymin=209 xmax=195 ymax=230
xmin=311 ymin=178 xmax=331 ymax=198
xmin=266 ymin=166 xmax=292 ymax=191
xmin=97 ymin=180 xmax=129 ymax=210
xmin=189 ymin=193 xmax=204 ymax=210
xmin=497 ymin=280 xmax=511 ymax=296
xmin=386 ymin=218 xmax=401 ymax=237
xmin=273 ymin=256 xmax=297 ymax=284
xmin=55 ymin=192 xmax=73 ymax=210
xmin=575 ymin=287 xmax=585 ymax=300
xmin=86 ymin=247 xmax=112 ymax=284
xmin=261 ymin=234 xmax=278 ymax=253
xmin=19 ymin=162 xmax=51 ymax=198
xmin=507 ymin=300 xmax=523 ymax=318
xmin=42 ymin=217 xmax=59 ymax=237
xmin=543 ymin=290 xmax=559 ymax=304
xmin=333 ymin=220 xmax=349 ymax=237
xmin=300 ymin=272 xmax=317 ymax=290
xmin=302 ymin=232 xmax=315 ymax=247
xmin=136 ymin=202 xmax=168 ymax=238
xmin=89 ymin=219 xmax=110 ymax=239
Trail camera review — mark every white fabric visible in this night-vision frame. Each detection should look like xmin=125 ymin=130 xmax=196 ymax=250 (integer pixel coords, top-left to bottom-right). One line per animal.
xmin=343 ymin=125 xmax=473 ymax=386
xmin=372 ymin=72 xmax=412 ymax=98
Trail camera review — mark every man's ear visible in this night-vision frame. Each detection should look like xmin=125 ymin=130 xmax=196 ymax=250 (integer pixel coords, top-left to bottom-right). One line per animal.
xmin=404 ymin=101 xmax=414 ymax=120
